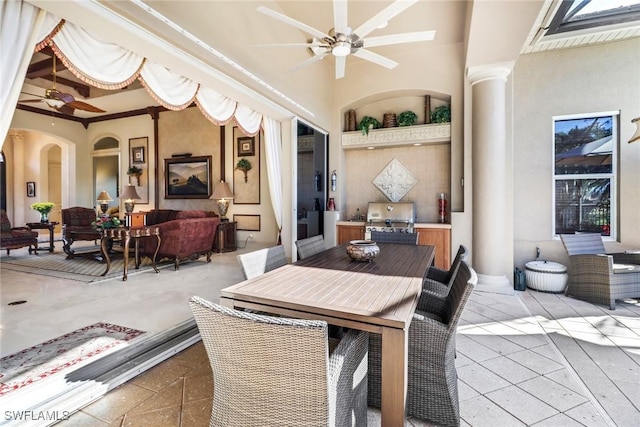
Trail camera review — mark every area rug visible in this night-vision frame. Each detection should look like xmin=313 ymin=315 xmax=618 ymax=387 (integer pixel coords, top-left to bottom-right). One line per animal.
xmin=0 ymin=250 xmax=169 ymax=283
xmin=0 ymin=322 xmax=145 ymax=397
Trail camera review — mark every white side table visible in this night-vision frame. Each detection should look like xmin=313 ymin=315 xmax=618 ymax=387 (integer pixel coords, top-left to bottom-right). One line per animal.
xmin=525 ymin=261 xmax=568 ymax=293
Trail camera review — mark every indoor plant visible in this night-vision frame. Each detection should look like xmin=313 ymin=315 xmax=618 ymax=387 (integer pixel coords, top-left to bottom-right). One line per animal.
xmin=431 ymin=105 xmax=451 ymax=123
xmin=92 ymin=214 xmax=121 ymax=229
xmin=397 ymin=110 xmax=418 ymax=127
xmin=236 ymin=158 xmax=252 ymax=183
xmin=30 ymin=202 xmax=55 ymax=223
xmin=127 ymin=165 xmax=143 ymax=186
xmin=357 ymin=116 xmax=381 ymax=135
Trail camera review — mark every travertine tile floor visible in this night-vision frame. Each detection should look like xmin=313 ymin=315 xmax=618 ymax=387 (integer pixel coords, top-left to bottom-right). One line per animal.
xmin=2 ymin=239 xmax=639 ymax=426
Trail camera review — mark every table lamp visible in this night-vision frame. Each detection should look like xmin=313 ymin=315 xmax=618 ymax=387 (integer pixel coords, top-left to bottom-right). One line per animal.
xmin=211 ymin=181 xmax=234 ymax=220
xmin=120 ymin=184 xmax=141 ymax=214
xmin=97 ymin=191 xmax=113 ymax=214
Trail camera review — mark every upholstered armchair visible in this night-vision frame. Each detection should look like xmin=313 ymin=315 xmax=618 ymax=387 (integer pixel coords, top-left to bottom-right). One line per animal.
xmin=61 ymin=207 xmax=100 ymax=258
xmin=560 ymin=233 xmax=640 ymax=310
xmin=189 ymin=296 xmax=369 ymax=427
xmin=0 ymin=210 xmax=38 ymax=255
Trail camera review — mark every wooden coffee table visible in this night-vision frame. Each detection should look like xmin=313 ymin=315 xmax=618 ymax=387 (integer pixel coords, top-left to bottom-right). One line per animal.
xmin=26 ymin=222 xmax=59 ymax=253
xmin=100 ymin=226 xmax=161 ymax=281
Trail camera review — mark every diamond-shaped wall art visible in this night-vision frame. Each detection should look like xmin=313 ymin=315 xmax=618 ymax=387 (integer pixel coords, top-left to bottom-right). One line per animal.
xmin=372 ymin=159 xmax=418 ymax=202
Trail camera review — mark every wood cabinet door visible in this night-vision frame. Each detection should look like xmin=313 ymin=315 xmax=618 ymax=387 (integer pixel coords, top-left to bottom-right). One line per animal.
xmin=337 ymin=225 xmax=364 ymax=245
xmin=416 ymin=228 xmax=451 ymax=270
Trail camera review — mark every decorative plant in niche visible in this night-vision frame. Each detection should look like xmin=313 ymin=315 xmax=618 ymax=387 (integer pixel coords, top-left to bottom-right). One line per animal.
xmin=357 ymin=116 xmax=381 ymax=136
xmin=431 ymin=105 xmax=451 ymax=123
xmin=127 ymin=165 xmax=142 ymax=186
xmin=236 ymin=158 xmax=252 ymax=183
xmin=397 ymin=110 xmax=418 ymax=127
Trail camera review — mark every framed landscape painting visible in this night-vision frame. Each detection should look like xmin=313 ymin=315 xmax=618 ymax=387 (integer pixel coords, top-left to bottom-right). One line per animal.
xmin=164 ymin=156 xmax=212 ymax=199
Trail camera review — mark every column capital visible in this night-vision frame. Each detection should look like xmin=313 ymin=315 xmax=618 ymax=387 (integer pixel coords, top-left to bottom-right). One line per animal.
xmin=466 ymin=62 xmax=514 ymax=86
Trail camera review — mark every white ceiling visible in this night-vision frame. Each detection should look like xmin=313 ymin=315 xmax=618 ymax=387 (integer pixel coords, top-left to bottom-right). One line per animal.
xmin=18 ymin=1 xmax=640 ymax=120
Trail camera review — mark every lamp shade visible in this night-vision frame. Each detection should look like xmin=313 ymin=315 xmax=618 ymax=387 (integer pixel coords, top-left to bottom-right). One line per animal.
xmin=120 ymin=185 xmax=141 ymax=200
xmin=97 ymin=191 xmax=113 ymax=202
xmin=211 ymin=181 xmax=234 ymax=199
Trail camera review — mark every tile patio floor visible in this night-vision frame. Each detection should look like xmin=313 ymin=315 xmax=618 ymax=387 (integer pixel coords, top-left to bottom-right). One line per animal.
xmin=57 ymin=287 xmax=640 ymax=426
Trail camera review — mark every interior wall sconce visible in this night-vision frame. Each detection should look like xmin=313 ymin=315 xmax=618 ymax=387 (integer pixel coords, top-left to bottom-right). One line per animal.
xmin=211 ymin=181 xmax=235 ymax=220
xmin=120 ymin=184 xmax=141 ymax=214
xmin=236 ymin=158 xmax=252 ymax=183
xmin=630 ymin=117 xmax=640 ymax=143
xmin=96 ymin=191 xmax=113 ymax=214
xmin=331 ymin=170 xmax=337 ymax=192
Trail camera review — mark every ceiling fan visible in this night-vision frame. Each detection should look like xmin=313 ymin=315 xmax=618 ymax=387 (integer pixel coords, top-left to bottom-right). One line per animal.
xmin=257 ymin=0 xmax=435 ymax=79
xmin=20 ymin=55 xmax=106 ymax=116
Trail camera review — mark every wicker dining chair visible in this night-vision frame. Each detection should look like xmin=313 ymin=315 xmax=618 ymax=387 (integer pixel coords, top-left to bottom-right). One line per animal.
xmin=295 ymin=235 xmax=327 ymax=259
xmin=560 ymin=233 xmax=640 ymax=310
xmin=370 ymin=231 xmax=419 ymax=245
xmin=236 ymin=245 xmax=287 ymax=279
xmin=368 ymin=260 xmax=477 ymax=426
xmin=189 ymin=296 xmax=369 ymax=427
xmin=418 ymin=245 xmax=469 ymax=313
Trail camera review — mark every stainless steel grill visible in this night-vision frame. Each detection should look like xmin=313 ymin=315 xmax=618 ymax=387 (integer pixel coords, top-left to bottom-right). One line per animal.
xmin=364 ymin=202 xmax=415 ymax=240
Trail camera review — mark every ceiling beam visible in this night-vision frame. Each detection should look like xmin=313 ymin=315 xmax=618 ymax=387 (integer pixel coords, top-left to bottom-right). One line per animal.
xmin=25 ymin=47 xmax=92 ymax=97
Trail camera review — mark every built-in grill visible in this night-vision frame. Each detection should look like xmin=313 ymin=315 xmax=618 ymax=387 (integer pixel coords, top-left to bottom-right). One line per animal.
xmin=364 ymin=202 xmax=415 ymax=240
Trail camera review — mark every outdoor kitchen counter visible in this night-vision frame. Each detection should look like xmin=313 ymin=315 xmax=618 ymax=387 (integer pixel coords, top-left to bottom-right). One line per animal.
xmin=335 ymin=221 xmax=452 ymax=269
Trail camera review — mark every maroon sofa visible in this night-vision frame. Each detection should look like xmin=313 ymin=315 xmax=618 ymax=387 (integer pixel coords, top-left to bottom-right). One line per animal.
xmin=139 ymin=209 xmax=219 ymax=270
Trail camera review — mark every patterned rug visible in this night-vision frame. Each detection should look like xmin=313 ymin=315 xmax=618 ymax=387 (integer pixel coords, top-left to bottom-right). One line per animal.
xmin=0 ymin=249 xmax=168 ymax=283
xmin=0 ymin=322 xmax=145 ymax=397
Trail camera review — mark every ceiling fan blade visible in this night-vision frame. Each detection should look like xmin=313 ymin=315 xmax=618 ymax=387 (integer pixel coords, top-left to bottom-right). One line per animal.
xmin=364 ymin=30 xmax=436 ymax=48
xmin=291 ymin=51 xmax=329 ymax=73
xmin=47 ymin=89 xmax=75 ymax=104
xmin=67 ymin=100 xmax=106 ymax=113
xmin=254 ymin=42 xmax=330 ymax=48
xmin=19 ymin=99 xmax=45 ymax=103
xmin=56 ymin=104 xmax=75 ymax=116
xmin=335 ymin=56 xmax=346 ymax=79
xmin=333 ymin=0 xmax=348 ymax=35
xmin=353 ymin=0 xmax=419 ymax=39
xmin=352 ymin=49 xmax=398 ymax=69
xmin=257 ymin=6 xmax=330 ymax=40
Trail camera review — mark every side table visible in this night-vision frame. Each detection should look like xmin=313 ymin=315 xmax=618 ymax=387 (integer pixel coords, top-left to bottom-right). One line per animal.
xmin=213 ymin=221 xmax=237 ymax=253
xmin=100 ymin=226 xmax=161 ymax=281
xmin=26 ymin=222 xmax=59 ymax=253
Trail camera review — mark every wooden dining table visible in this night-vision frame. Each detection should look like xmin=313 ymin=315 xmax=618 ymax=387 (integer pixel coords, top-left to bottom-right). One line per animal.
xmin=220 ymin=242 xmax=435 ymax=426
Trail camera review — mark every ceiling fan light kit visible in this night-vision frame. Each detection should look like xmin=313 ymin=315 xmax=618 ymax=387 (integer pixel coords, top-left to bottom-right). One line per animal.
xmin=257 ymin=0 xmax=434 ymax=79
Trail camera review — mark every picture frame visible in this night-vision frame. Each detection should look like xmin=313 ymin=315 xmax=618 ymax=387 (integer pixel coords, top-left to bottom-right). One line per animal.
xmin=26 ymin=181 xmax=36 ymax=197
xmin=237 ymin=136 xmax=255 ymax=156
xmin=233 ymin=127 xmax=260 ymax=205
xmin=234 ymin=214 xmax=261 ymax=231
xmin=164 ymin=155 xmax=212 ymax=199
xmin=131 ymin=146 xmax=145 ymax=164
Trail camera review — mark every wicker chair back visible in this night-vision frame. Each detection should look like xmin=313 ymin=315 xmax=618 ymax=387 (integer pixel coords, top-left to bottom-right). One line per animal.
xmin=295 ymin=235 xmax=327 ymax=259
xmin=237 ymin=245 xmax=287 ymax=279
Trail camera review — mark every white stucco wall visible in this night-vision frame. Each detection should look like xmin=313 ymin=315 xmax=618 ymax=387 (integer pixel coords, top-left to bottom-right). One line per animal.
xmin=513 ymin=38 xmax=640 ymax=268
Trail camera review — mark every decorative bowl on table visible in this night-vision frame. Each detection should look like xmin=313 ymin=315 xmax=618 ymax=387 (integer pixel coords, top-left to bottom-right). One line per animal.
xmin=346 ymin=240 xmax=380 ymax=262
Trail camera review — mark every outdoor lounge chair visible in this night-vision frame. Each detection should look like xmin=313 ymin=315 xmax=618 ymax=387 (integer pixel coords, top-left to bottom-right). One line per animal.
xmin=560 ymin=233 xmax=640 ymax=310
xmin=236 ymin=245 xmax=287 ymax=279
xmin=295 ymin=234 xmax=327 ymax=259
xmin=189 ymin=296 xmax=369 ymax=427
xmin=368 ymin=260 xmax=477 ymax=426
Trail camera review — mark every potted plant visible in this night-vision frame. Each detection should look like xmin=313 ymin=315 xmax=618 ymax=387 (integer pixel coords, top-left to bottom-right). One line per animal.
xmin=127 ymin=165 xmax=143 ymax=186
xmin=30 ymin=201 xmax=55 ymax=223
xmin=397 ymin=110 xmax=418 ymax=127
xmin=357 ymin=116 xmax=381 ymax=136
xmin=431 ymin=105 xmax=451 ymax=123
xmin=236 ymin=158 xmax=252 ymax=183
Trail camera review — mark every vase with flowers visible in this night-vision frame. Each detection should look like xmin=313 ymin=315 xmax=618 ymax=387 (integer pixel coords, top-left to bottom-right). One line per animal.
xmin=31 ymin=202 xmax=55 ymax=223
xmin=92 ymin=214 xmax=121 ymax=230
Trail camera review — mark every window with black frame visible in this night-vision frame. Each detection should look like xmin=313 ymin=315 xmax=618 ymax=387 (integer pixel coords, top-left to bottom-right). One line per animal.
xmin=553 ymin=112 xmax=618 ymax=237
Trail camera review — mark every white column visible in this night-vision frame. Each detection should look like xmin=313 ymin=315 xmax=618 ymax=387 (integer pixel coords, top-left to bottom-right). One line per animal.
xmin=467 ymin=63 xmax=514 ymax=295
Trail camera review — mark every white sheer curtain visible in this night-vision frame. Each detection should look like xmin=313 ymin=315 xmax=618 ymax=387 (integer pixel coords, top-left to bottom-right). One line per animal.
xmin=263 ymin=116 xmax=283 ymax=243
xmin=6 ymin=7 xmax=286 ymax=231
xmin=0 ymin=1 xmax=44 ymax=148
